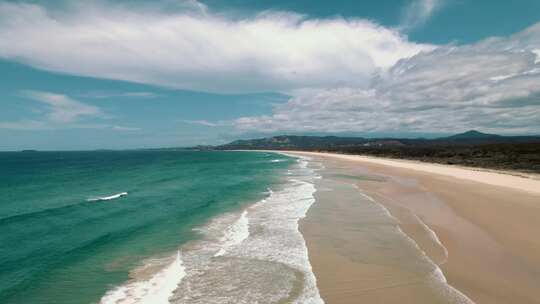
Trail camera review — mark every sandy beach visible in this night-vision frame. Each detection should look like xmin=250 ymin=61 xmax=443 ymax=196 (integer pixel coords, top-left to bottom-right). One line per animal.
xmin=288 ymin=151 xmax=540 ymax=304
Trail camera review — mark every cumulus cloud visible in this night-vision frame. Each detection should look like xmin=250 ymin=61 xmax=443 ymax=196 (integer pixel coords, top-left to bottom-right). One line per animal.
xmin=0 ymin=2 xmax=431 ymax=93
xmin=1 ymin=1 xmax=539 ymax=135
xmin=235 ymin=23 xmax=540 ymax=134
xmin=400 ymin=0 xmax=444 ymax=31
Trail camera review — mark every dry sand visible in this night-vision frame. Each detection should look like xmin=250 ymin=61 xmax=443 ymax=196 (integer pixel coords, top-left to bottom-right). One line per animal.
xmin=302 ymin=152 xmax=540 ymax=195
xmin=287 ymin=151 xmax=540 ymax=304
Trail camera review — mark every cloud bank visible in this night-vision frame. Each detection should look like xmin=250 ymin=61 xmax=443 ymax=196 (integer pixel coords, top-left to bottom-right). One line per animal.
xmin=235 ymin=23 xmax=540 ymax=134
xmin=1 ymin=1 xmax=539 ymax=135
xmin=0 ymin=2 xmax=430 ymax=93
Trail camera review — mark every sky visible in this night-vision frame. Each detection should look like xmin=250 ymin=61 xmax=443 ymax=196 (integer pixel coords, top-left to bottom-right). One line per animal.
xmin=1 ymin=0 xmax=540 ymax=150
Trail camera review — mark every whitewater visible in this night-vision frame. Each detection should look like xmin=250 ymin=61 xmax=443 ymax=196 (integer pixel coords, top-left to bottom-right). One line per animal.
xmin=98 ymin=156 xmax=324 ymax=304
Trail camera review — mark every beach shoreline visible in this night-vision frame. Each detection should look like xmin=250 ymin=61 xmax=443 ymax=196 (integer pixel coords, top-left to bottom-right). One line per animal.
xmin=280 ymin=151 xmax=540 ymax=303
xmin=258 ymin=150 xmax=540 ymax=194
xmin=100 ymin=152 xmax=325 ymax=304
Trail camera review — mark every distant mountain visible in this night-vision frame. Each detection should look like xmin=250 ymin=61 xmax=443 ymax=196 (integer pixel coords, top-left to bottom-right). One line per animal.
xmin=218 ymin=135 xmax=370 ymax=150
xmin=217 ymin=130 xmax=540 ymax=150
xmin=436 ymin=130 xmax=539 ymax=144
xmin=215 ymin=131 xmax=540 ymax=173
xmin=444 ymin=130 xmax=501 ymax=140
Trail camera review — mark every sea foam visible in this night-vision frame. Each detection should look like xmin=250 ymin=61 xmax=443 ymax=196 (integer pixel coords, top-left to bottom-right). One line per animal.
xmin=214 ymin=210 xmax=249 ymax=257
xmin=88 ymin=192 xmax=128 ymax=202
xmin=169 ymin=157 xmax=324 ymax=303
xmin=99 ymin=155 xmax=324 ymax=304
xmin=100 ymin=251 xmax=186 ymax=304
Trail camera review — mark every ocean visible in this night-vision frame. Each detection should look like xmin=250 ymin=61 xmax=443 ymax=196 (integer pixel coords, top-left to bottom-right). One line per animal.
xmin=0 ymin=150 xmax=322 ymax=303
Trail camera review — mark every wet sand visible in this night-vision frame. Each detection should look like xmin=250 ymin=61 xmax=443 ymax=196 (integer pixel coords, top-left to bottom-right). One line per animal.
xmin=291 ymin=151 xmax=540 ymax=304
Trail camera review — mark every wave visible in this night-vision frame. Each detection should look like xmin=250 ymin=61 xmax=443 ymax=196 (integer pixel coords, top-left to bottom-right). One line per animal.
xmin=354 ymin=188 xmax=474 ymax=303
xmin=100 ymin=251 xmax=186 ymax=304
xmin=87 ymin=192 xmax=128 ymax=202
xmin=1 ymin=191 xmax=130 ymax=225
xmin=0 ymin=201 xmax=91 ymax=226
xmin=99 ymin=156 xmax=324 ymax=304
xmin=411 ymin=213 xmax=449 ymax=264
xmin=0 ymin=192 xmax=129 ymax=225
xmin=214 ymin=210 xmax=249 ymax=257
xmin=175 ymin=158 xmax=323 ymax=303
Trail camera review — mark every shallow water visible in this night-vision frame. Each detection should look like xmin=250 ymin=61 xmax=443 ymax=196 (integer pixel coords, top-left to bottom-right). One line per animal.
xmin=302 ymin=159 xmax=474 ymax=303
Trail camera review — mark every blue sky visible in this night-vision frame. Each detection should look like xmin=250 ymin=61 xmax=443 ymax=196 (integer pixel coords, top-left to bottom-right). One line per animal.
xmin=202 ymin=0 xmax=540 ymax=44
xmin=1 ymin=0 xmax=540 ymax=150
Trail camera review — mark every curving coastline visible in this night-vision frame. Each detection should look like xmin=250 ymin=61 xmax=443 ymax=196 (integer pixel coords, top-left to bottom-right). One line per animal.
xmin=284 ymin=151 xmax=540 ymax=303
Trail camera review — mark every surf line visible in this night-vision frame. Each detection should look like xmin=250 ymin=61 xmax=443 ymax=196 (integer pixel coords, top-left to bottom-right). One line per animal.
xmin=353 ymin=185 xmax=474 ymax=303
xmin=100 ymin=250 xmax=186 ymax=304
xmin=214 ymin=210 xmax=250 ymax=257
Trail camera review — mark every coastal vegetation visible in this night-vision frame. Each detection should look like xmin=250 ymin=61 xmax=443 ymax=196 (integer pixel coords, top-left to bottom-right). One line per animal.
xmin=217 ymin=131 xmax=540 ymax=174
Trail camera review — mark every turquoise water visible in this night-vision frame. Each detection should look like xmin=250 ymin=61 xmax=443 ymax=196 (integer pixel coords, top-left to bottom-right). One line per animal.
xmin=0 ymin=150 xmax=292 ymax=304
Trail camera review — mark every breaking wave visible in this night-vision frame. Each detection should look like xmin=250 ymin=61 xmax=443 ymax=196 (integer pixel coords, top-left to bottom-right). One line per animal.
xmin=100 ymin=251 xmax=186 ymax=304
xmin=99 ymin=155 xmax=324 ymax=304
xmin=88 ymin=192 xmax=128 ymax=202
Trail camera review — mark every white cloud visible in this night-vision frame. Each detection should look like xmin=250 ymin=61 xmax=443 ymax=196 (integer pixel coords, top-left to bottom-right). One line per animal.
xmin=235 ymin=23 xmax=540 ymax=134
xmin=0 ymin=91 xmax=139 ymax=131
xmin=533 ymin=49 xmax=540 ymax=64
xmin=0 ymin=2 xmax=431 ymax=93
xmin=181 ymin=120 xmax=226 ymax=127
xmin=0 ymin=120 xmax=48 ymax=131
xmin=1 ymin=1 xmax=539 ymax=136
xmin=400 ymin=0 xmax=444 ymax=31
xmin=111 ymin=125 xmax=141 ymax=131
xmin=20 ymin=91 xmax=102 ymax=123
xmin=82 ymin=91 xmax=160 ymax=99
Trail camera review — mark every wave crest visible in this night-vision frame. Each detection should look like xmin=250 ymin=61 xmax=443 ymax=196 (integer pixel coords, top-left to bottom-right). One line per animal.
xmin=88 ymin=192 xmax=128 ymax=202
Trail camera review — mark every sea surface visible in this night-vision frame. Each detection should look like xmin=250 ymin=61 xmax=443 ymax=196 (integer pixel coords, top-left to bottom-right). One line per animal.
xmin=0 ymin=150 xmax=322 ymax=303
